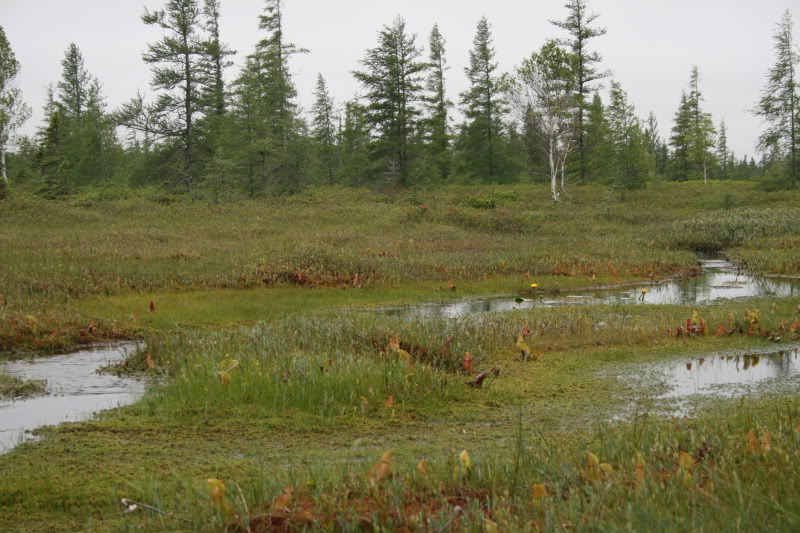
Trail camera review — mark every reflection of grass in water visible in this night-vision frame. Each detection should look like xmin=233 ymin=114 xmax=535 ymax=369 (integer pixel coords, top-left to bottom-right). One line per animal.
xmin=0 ymin=372 xmax=46 ymax=398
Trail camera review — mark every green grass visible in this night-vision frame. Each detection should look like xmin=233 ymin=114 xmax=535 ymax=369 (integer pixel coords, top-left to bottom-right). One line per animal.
xmin=0 ymin=372 xmax=46 ymax=398
xmin=1 ymin=296 xmax=799 ymax=531
xmin=1 ymin=181 xmax=799 ymax=531
xmin=4 ymin=180 xmax=798 ymax=353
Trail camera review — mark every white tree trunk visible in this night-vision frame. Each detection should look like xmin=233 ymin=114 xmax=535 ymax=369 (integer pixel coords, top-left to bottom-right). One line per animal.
xmin=549 ymin=142 xmax=560 ymax=202
xmin=0 ymin=149 xmax=7 ymax=185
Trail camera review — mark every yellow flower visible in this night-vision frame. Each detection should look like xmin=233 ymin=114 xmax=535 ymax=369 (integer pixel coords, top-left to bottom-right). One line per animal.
xmin=641 ymin=288 xmax=649 ymax=294
xmin=530 ymin=283 xmax=539 ymax=289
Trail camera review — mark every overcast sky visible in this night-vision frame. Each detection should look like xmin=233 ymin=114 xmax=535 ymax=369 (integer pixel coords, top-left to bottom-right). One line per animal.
xmin=1 ymin=0 xmax=794 ymax=159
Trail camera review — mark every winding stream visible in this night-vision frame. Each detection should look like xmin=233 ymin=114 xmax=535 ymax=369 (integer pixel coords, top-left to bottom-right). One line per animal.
xmin=1 ymin=258 xmax=797 ymax=452
xmin=380 ymin=258 xmax=800 ymax=319
xmin=0 ymin=344 xmax=144 ymax=453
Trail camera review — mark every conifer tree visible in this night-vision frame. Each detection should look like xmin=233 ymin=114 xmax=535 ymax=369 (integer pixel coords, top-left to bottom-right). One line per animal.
xmin=339 ymin=99 xmax=370 ymax=187
xmin=669 ymin=91 xmax=692 ymax=181
xmin=118 ymin=0 xmax=206 ymax=187
xmin=0 ymin=25 xmax=31 ymax=194
xmin=255 ymin=0 xmax=306 ymax=146
xmin=459 ymin=17 xmax=513 ymax=182
xmin=716 ymin=119 xmax=730 ymax=179
xmin=50 ymin=43 xmax=117 ymax=189
xmin=584 ymin=92 xmax=613 ymax=181
xmin=551 ymin=0 xmax=609 ymax=184
xmin=196 ymin=0 xmax=235 ymax=165
xmin=353 ymin=17 xmax=426 ymax=185
xmin=423 ymin=24 xmax=452 ymax=181
xmin=311 ymin=74 xmax=338 ymax=184
xmin=606 ymin=81 xmax=650 ymax=189
xmin=686 ymin=66 xmax=716 ymax=182
xmin=57 ymin=43 xmax=94 ymax=120
xmin=199 ymin=0 xmax=234 ymax=118
xmin=753 ymin=9 xmax=799 ymax=186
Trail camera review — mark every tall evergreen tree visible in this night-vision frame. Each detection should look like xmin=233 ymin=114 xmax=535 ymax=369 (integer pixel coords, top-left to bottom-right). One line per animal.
xmin=339 ymin=99 xmax=371 ymax=187
xmin=669 ymin=91 xmax=692 ymax=181
xmin=643 ymin=112 xmax=668 ymax=177
xmin=0 ymin=25 xmax=31 ymax=194
xmin=551 ymin=0 xmax=609 ymax=184
xmin=255 ymin=0 xmax=306 ymax=146
xmin=584 ymin=92 xmax=613 ymax=181
xmin=423 ymin=24 xmax=452 ymax=181
xmin=606 ymin=81 xmax=650 ymax=189
xmin=716 ymin=119 xmax=731 ymax=179
xmin=57 ymin=43 xmax=95 ymax=120
xmin=230 ymin=55 xmax=270 ymax=193
xmin=459 ymin=17 xmax=513 ymax=182
xmin=353 ymin=17 xmax=426 ymax=186
xmin=686 ymin=66 xmax=716 ymax=182
xmin=199 ymin=0 xmax=234 ymax=117
xmin=50 ymin=43 xmax=117 ymax=189
xmin=311 ymin=74 xmax=338 ymax=184
xmin=753 ymin=9 xmax=799 ymax=186
xmin=117 ymin=0 xmax=206 ymax=187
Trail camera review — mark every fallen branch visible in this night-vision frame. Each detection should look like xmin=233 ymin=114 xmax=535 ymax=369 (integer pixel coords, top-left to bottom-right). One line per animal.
xmin=120 ymin=498 xmax=194 ymax=524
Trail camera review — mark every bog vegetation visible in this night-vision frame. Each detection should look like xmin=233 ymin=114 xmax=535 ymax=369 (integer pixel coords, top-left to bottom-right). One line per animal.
xmin=1 ymin=1 xmax=800 ymax=531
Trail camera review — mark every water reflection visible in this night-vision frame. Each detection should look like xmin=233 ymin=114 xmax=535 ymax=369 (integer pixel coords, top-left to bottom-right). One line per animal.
xmin=0 ymin=344 xmax=144 ymax=453
xmin=381 ymin=259 xmax=800 ymax=319
xmin=658 ymin=348 xmax=799 ymax=400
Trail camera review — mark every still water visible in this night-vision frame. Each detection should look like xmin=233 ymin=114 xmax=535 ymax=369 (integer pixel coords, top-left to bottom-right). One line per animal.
xmin=0 ymin=344 xmax=144 ymax=453
xmin=381 ymin=258 xmax=800 ymax=319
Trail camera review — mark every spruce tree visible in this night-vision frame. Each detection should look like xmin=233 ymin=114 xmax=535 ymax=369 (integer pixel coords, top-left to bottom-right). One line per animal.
xmin=311 ymin=74 xmax=338 ymax=184
xmin=753 ymin=9 xmax=799 ymax=186
xmin=51 ymin=43 xmax=117 ymax=189
xmin=423 ymin=24 xmax=452 ymax=181
xmin=686 ymin=66 xmax=716 ymax=182
xmin=606 ymin=81 xmax=650 ymax=189
xmin=643 ymin=112 xmax=665 ymax=176
xmin=669 ymin=92 xmax=692 ymax=181
xmin=584 ymin=92 xmax=613 ymax=181
xmin=459 ymin=17 xmax=512 ymax=182
xmin=0 ymin=25 xmax=31 ymax=193
xmin=353 ymin=17 xmax=426 ymax=186
xmin=199 ymin=0 xmax=234 ymax=118
xmin=196 ymin=0 xmax=235 ymax=165
xmin=551 ymin=0 xmax=609 ymax=184
xmin=131 ymin=0 xmax=206 ymax=186
xmin=716 ymin=119 xmax=730 ymax=179
xmin=339 ymin=99 xmax=371 ymax=187
xmin=57 ymin=43 xmax=93 ymax=120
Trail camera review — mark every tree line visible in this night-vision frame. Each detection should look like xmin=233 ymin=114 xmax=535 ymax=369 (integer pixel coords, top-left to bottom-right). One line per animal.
xmin=0 ymin=0 xmax=798 ymax=201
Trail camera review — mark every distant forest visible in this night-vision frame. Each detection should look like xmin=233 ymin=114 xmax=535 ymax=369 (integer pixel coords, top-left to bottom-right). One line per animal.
xmin=0 ymin=0 xmax=798 ymax=201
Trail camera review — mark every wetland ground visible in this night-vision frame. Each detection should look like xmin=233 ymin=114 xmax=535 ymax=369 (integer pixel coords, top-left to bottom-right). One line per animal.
xmin=1 ymin=182 xmax=800 ymax=531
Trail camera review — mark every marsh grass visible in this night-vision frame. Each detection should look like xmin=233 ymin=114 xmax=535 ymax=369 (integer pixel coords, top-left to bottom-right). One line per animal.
xmin=1 ymin=181 xmax=800 ymax=530
xmin=0 ymin=372 xmax=47 ymax=398
xmin=3 ymin=181 xmax=798 ymax=353
xmin=117 ymin=395 xmax=800 ymax=532
xmin=122 ymin=297 xmax=799 ymax=428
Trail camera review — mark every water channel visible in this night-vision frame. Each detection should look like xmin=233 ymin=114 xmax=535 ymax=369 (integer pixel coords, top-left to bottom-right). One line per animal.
xmin=0 ymin=344 xmax=144 ymax=453
xmin=380 ymin=258 xmax=800 ymax=319
xmin=1 ymin=258 xmax=798 ymax=452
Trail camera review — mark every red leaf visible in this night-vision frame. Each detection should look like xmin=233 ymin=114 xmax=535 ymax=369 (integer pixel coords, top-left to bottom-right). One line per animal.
xmin=463 ymin=352 xmax=474 ymax=374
